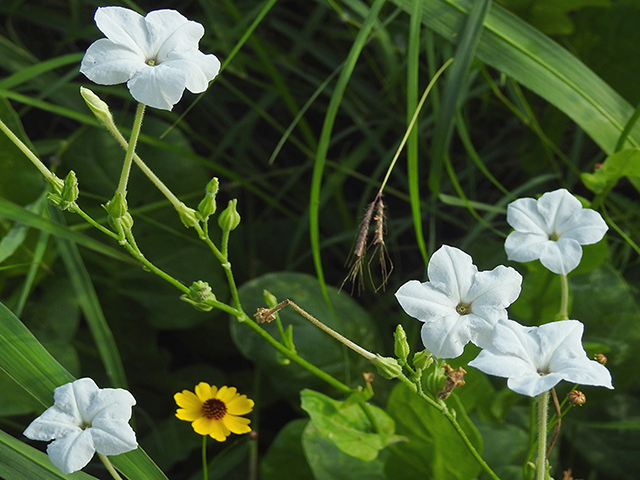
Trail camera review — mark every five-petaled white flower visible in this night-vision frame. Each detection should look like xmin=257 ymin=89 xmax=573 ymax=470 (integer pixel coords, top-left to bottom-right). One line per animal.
xmin=80 ymin=7 xmax=221 ymax=110
xmin=395 ymin=245 xmax=522 ymax=359
xmin=504 ymin=188 xmax=607 ymax=275
xmin=468 ymin=319 xmax=613 ymax=397
xmin=23 ymin=378 xmax=137 ymax=475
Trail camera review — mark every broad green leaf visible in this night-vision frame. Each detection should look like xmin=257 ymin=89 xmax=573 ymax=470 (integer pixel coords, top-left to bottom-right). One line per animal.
xmin=389 ymin=0 xmax=640 ymax=154
xmin=0 ymin=428 xmax=97 ymax=480
xmin=0 ymin=301 xmax=169 ymax=479
xmin=300 ymin=389 xmax=405 ymax=461
xmin=384 ymin=383 xmax=483 ymax=480
xmin=231 ymin=272 xmax=383 ymax=401
xmin=261 ymin=419 xmax=314 ymax=480
xmin=581 ymin=148 xmax=640 ymax=194
xmin=302 ymin=422 xmax=386 ymax=480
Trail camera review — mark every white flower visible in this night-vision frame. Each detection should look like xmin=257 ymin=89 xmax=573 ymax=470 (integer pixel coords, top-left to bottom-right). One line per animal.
xmin=504 ymin=188 xmax=607 ymax=275
xmin=80 ymin=7 xmax=221 ymax=110
xmin=468 ymin=319 xmax=613 ymax=397
xmin=23 ymin=378 xmax=137 ymax=475
xmin=395 ymin=245 xmax=522 ymax=359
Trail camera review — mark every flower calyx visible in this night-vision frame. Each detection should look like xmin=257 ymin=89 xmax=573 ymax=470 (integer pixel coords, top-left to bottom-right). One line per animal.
xmin=181 ymin=280 xmax=217 ymax=311
xmin=372 ymin=355 xmax=403 ymax=379
xmin=218 ymin=199 xmax=241 ymax=231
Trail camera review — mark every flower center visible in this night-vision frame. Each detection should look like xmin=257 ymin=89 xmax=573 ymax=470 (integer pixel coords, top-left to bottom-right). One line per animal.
xmin=202 ymin=398 xmax=227 ymax=420
xmin=456 ymin=302 xmax=472 ymax=315
xmin=146 ymin=58 xmax=157 ymax=66
xmin=549 ymin=232 xmax=560 ymax=241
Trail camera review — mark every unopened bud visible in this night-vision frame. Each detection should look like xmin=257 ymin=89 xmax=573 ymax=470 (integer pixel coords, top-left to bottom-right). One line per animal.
xmin=104 ymin=193 xmax=128 ymax=218
xmin=176 ymin=202 xmax=199 ymax=228
xmin=412 ymin=350 xmax=433 ymax=371
xmin=180 ymin=281 xmax=217 ymax=312
xmin=372 ymin=355 xmax=403 ymax=379
xmin=567 ymin=390 xmax=586 ymax=406
xmin=59 ymin=170 xmax=79 ymax=210
xmin=594 ymin=353 xmax=607 ymax=365
xmin=218 ymin=199 xmax=241 ymax=231
xmin=80 ymin=87 xmax=114 ymax=126
xmin=197 ymin=178 xmax=219 ymax=220
xmin=394 ymin=324 xmax=410 ymax=361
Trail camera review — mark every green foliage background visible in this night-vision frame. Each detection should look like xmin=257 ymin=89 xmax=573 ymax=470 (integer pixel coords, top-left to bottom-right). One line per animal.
xmin=0 ymin=0 xmax=639 ymax=479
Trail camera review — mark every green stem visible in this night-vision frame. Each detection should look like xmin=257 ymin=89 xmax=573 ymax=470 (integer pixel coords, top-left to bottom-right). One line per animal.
xmin=536 ymin=391 xmax=550 ymax=480
xmin=0 ymin=118 xmax=59 ymax=185
xmin=558 ymin=274 xmax=569 ymax=320
xmin=396 ymin=375 xmax=501 ymax=480
xmin=98 ymin=453 xmax=123 ymax=480
xmin=202 ymin=435 xmax=208 ymax=480
xmin=116 ymin=103 xmax=146 ymax=197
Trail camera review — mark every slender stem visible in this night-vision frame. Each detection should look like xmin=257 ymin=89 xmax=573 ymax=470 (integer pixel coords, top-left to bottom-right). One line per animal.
xmin=202 ymin=435 xmax=208 ymax=480
xmin=259 ymin=300 xmax=377 ymax=362
xmin=98 ymin=453 xmax=123 ymax=480
xmin=116 ymin=103 xmax=146 ymax=197
xmin=395 ymin=374 xmax=501 ymax=480
xmin=0 ymin=118 xmax=60 ymax=186
xmin=536 ymin=390 xmax=550 ymax=480
xmin=558 ymin=274 xmax=569 ymax=320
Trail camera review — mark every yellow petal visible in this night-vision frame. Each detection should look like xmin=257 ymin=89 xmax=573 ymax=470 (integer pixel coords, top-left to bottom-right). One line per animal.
xmin=226 ymin=395 xmax=254 ymax=416
xmin=192 ymin=417 xmax=214 ymax=436
xmin=216 ymin=386 xmax=237 ymax=404
xmin=223 ymin=414 xmax=251 ymax=434
xmin=174 ymin=390 xmax=202 ymax=410
xmin=176 ymin=408 xmax=203 ymax=422
xmin=195 ymin=382 xmax=216 ymax=402
xmin=208 ymin=419 xmax=228 ymax=442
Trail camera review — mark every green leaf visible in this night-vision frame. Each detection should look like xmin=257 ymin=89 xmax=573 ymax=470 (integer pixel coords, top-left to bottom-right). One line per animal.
xmin=261 ymin=419 xmax=314 ymax=480
xmin=231 ymin=272 xmax=383 ymax=401
xmin=581 ymin=148 xmax=640 ymax=194
xmin=302 ymin=422 xmax=387 ymax=480
xmin=384 ymin=383 xmax=483 ymax=480
xmin=0 ymin=428 xmax=97 ymax=480
xmin=389 ymin=0 xmax=640 ymax=154
xmin=300 ymin=389 xmax=405 ymax=461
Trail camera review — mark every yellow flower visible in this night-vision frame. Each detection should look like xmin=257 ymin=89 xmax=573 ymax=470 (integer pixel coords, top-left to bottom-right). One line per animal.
xmin=174 ymin=383 xmax=254 ymax=442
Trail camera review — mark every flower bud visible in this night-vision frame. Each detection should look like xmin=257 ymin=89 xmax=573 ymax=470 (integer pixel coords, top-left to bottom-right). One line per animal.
xmin=176 ymin=202 xmax=199 ymax=228
xmin=180 ymin=281 xmax=217 ymax=312
xmin=218 ymin=199 xmax=241 ymax=231
xmin=394 ymin=324 xmax=410 ymax=361
xmin=59 ymin=170 xmax=79 ymax=210
xmin=197 ymin=178 xmax=219 ymax=220
xmin=372 ymin=355 xmax=403 ymax=379
xmin=104 ymin=193 xmax=128 ymax=218
xmin=567 ymin=390 xmax=586 ymax=406
xmin=594 ymin=353 xmax=607 ymax=365
xmin=412 ymin=350 xmax=433 ymax=371
xmin=262 ymin=290 xmax=279 ymax=309
xmin=80 ymin=87 xmax=114 ymax=127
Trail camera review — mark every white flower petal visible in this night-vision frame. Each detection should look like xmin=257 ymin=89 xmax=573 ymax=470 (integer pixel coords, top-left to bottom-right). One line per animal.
xmin=80 ymin=39 xmax=145 ymax=85
xmin=427 ymin=245 xmax=476 ymax=301
xmin=146 ymin=9 xmax=197 ymax=56
xmin=466 ymin=265 xmax=522 ymax=308
xmin=504 ymin=231 xmax=548 ymax=263
xmin=420 ymin=314 xmax=471 ymax=359
xmin=469 ymin=319 xmax=614 ymax=397
xmin=91 ymin=420 xmax=137 ymax=455
xmin=163 ymin=51 xmax=221 ymax=93
xmin=506 ymin=198 xmax=549 ymax=234
xmin=536 ymin=189 xmax=582 ymax=229
xmin=23 ymin=409 xmax=82 ymax=441
xmin=46 ymin=429 xmax=95 ymax=475
xmin=94 ymin=7 xmax=148 ymax=55
xmin=127 ymin=64 xmax=187 ymax=110
xmin=395 ymin=280 xmax=458 ymax=321
xmin=507 ymin=372 xmax=565 ymax=397
xmin=539 ymin=238 xmax=582 ymax=275
xmin=556 ymin=209 xmax=608 ymax=245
